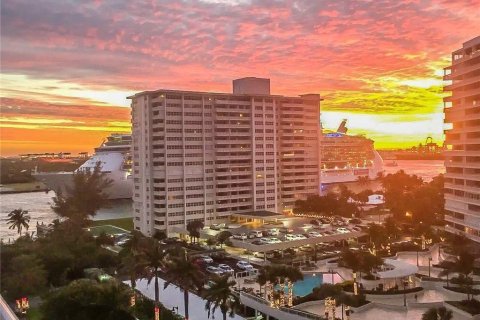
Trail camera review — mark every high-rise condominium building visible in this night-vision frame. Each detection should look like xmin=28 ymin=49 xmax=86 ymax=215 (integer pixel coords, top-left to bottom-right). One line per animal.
xmin=129 ymin=78 xmax=321 ymax=236
xmin=444 ymin=36 xmax=480 ymax=241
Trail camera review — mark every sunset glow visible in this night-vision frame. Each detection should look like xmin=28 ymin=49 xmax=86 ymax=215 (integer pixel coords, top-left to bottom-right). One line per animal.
xmin=1 ymin=0 xmax=479 ymax=155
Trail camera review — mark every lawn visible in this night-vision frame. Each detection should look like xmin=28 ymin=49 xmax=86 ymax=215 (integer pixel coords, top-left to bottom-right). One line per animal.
xmin=91 ymin=217 xmax=133 ymax=231
xmin=87 ymin=224 xmax=130 ymax=237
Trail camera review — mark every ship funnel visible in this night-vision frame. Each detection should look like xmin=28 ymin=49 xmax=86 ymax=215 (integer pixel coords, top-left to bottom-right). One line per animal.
xmin=336 ymin=119 xmax=348 ymax=134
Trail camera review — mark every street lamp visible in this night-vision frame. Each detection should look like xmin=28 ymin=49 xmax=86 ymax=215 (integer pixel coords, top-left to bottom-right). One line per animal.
xmin=403 ymin=279 xmax=408 ymax=307
xmin=428 ymin=257 xmax=432 ymax=278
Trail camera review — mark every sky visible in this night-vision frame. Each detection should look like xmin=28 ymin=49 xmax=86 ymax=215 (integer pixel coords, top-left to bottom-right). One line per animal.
xmin=1 ymin=0 xmax=479 ymax=156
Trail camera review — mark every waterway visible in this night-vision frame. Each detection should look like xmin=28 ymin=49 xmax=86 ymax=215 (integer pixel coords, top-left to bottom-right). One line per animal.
xmin=0 ymin=190 xmax=132 ymax=241
xmin=0 ymin=160 xmax=444 ymax=241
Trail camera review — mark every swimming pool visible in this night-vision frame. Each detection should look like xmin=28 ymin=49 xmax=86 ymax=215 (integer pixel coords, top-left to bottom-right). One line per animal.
xmin=276 ymin=273 xmax=342 ymax=297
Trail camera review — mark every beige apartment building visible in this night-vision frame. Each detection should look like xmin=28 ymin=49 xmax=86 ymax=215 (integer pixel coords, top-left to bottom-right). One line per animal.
xmin=129 ymin=78 xmax=321 ymax=236
xmin=444 ymin=36 xmax=480 ymax=241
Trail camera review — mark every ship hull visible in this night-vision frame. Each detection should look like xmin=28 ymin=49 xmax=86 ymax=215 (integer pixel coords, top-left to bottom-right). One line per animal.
xmin=33 ymin=171 xmax=133 ymax=200
xmin=321 ymin=149 xmax=384 ymax=184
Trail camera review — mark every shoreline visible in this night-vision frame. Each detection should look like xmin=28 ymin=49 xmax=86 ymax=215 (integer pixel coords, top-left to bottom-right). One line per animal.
xmin=0 ymin=181 xmax=48 ymax=194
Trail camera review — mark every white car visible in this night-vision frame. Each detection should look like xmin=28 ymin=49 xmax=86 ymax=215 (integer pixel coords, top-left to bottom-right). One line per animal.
xmin=259 ymin=238 xmax=271 ymax=244
xmin=268 ymin=228 xmax=280 ymax=236
xmin=294 ymin=234 xmax=307 ymax=240
xmin=308 ymin=231 xmax=322 ymax=238
xmin=269 ymin=237 xmax=282 ymax=243
xmin=336 ymin=228 xmax=349 ymax=234
xmin=198 ymin=255 xmax=214 ymax=264
xmin=285 ymin=234 xmax=297 ymax=241
xmin=206 ymin=266 xmax=224 ymax=275
xmin=236 ymin=261 xmax=254 ymax=270
xmin=232 ymin=233 xmax=248 ymax=240
xmin=218 ymin=264 xmax=234 ymax=274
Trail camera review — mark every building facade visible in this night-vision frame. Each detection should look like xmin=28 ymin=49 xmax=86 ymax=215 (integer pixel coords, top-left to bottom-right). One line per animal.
xmin=444 ymin=36 xmax=480 ymax=241
xmin=130 ymin=78 xmax=321 ymax=236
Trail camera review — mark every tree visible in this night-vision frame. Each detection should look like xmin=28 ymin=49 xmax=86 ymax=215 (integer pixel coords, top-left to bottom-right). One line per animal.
xmin=438 ymin=260 xmax=455 ymax=287
xmin=366 ymin=223 xmax=387 ymax=246
xmin=41 ymin=279 xmax=135 ymax=320
xmin=186 ymin=220 xmax=204 ymax=244
xmin=358 ymin=251 xmax=383 ymax=277
xmin=422 ymin=306 xmax=453 ymax=320
xmin=204 ymin=275 xmax=240 ymax=320
xmin=153 ymin=230 xmax=167 ymax=242
xmin=138 ymin=238 xmax=168 ymax=306
xmin=206 ymin=237 xmax=217 ymax=249
xmin=340 ymin=249 xmax=360 ymax=272
xmin=164 ymin=253 xmax=204 ymax=320
xmin=357 ymin=175 xmax=370 ymax=186
xmin=7 ymin=208 xmax=30 ymax=236
xmin=216 ymin=231 xmax=232 ymax=248
xmin=384 ymin=216 xmax=400 ymax=240
xmin=51 ymin=162 xmax=112 ymax=225
xmin=2 ymin=254 xmax=47 ymax=300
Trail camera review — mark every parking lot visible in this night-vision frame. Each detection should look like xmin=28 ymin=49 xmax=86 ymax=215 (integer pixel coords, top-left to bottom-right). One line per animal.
xmin=200 ymin=216 xmax=366 ymax=265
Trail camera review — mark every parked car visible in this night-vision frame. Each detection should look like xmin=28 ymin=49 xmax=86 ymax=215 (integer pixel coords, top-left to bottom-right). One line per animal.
xmin=269 ymin=237 xmax=282 ymax=243
xmin=218 ymin=264 xmax=234 ymax=274
xmin=336 ymin=228 xmax=349 ymax=234
xmin=236 ymin=261 xmax=254 ymax=270
xmin=285 ymin=234 xmax=297 ymax=241
xmin=210 ymin=223 xmax=226 ymax=230
xmin=308 ymin=231 xmax=322 ymax=238
xmin=294 ymin=234 xmax=307 ymax=240
xmin=279 ymin=227 xmax=294 ymax=234
xmin=253 ymin=251 xmax=274 ymax=259
xmin=197 ymin=255 xmax=213 ymax=264
xmin=247 ymin=232 xmax=256 ymax=239
xmin=258 ymin=238 xmax=271 ymax=244
xmin=206 ymin=266 xmax=223 ymax=275
xmin=232 ymin=233 xmax=248 ymax=240
xmin=251 ymin=231 xmax=263 ymax=238
xmin=267 ymin=228 xmax=280 ymax=236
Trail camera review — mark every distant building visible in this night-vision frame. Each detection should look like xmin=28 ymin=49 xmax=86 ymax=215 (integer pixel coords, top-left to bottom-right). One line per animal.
xmin=129 ymin=78 xmax=322 ymax=236
xmin=444 ymin=36 xmax=480 ymax=242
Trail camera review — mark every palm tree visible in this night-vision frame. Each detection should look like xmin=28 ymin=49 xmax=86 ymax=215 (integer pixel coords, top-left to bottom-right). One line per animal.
xmin=164 ymin=252 xmax=204 ymax=320
xmin=186 ymin=220 xmax=204 ymax=244
xmin=204 ymin=275 xmax=240 ymax=320
xmin=422 ymin=306 xmax=453 ymax=320
xmin=138 ymin=238 xmax=168 ymax=306
xmin=7 ymin=208 xmax=30 ymax=236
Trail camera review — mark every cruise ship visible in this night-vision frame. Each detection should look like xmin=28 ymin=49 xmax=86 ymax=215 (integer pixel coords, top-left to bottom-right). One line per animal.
xmin=33 ymin=134 xmax=133 ymax=199
xmin=321 ymin=120 xmax=383 ymax=184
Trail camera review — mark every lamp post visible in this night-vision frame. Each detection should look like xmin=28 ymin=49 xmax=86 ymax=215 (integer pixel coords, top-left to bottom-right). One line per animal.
xmin=428 ymin=257 xmax=432 ymax=278
xmin=416 ymin=249 xmax=419 ymax=266
xmin=403 ymin=279 xmax=408 ymax=307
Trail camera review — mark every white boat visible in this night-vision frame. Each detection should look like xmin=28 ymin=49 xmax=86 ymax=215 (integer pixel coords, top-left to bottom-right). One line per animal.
xmin=321 ymin=119 xmax=383 ymax=184
xmin=33 ymin=134 xmax=133 ymax=200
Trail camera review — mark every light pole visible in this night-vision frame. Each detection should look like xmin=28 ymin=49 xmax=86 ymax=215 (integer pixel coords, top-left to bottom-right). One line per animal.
xmin=428 ymin=257 xmax=432 ymax=278
xmin=403 ymin=279 xmax=407 ymax=307
xmin=416 ymin=249 xmax=419 ymax=266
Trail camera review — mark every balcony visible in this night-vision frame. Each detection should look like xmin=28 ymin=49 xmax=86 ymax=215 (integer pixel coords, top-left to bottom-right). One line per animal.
xmin=444 ymin=74 xmax=480 ymax=91
xmin=444 ymin=88 xmax=480 ymax=101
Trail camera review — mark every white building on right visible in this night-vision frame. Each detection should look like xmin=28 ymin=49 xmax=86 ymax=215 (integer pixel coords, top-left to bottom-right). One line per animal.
xmin=444 ymin=35 xmax=480 ymax=241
